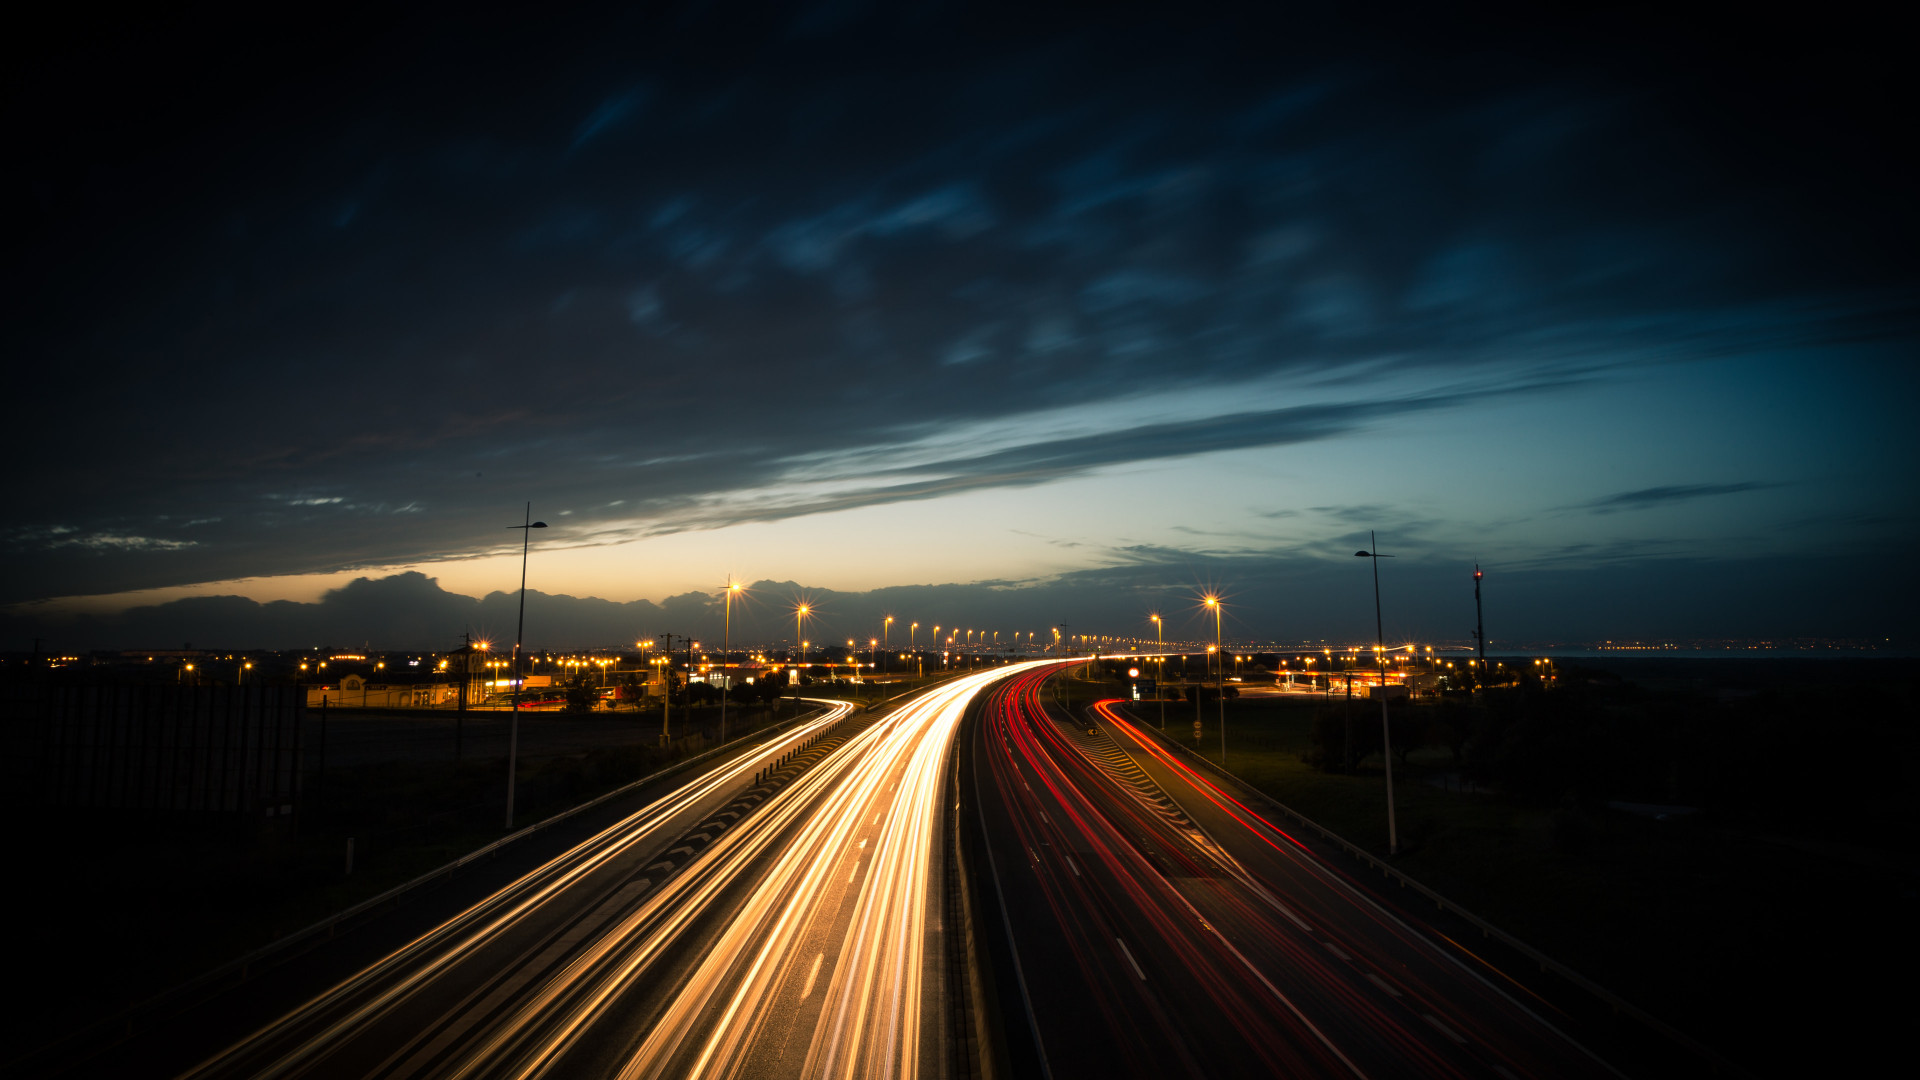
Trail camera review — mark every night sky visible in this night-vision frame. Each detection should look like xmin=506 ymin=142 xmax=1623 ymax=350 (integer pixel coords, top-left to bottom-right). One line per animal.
xmin=6 ymin=3 xmax=1914 ymax=650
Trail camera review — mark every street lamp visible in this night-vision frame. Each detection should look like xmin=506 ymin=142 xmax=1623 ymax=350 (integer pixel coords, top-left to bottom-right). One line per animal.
xmin=884 ymin=616 xmax=893 ymax=675
xmin=1473 ymin=563 xmax=1487 ymax=673
xmin=793 ymin=602 xmax=812 ymax=717
xmin=504 ymin=504 xmax=548 ymax=830
xmin=1204 ymin=594 xmax=1225 ymax=764
xmin=1356 ymin=530 xmax=1400 ymax=855
xmin=1149 ymin=613 xmax=1164 ymax=731
xmin=721 ymin=579 xmax=741 ymax=744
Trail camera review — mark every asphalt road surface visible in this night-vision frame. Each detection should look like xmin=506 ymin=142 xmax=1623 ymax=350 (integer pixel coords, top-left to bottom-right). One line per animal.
xmin=139 ymin=666 xmax=1050 ymax=1080
xmin=970 ymin=668 xmax=1623 ymax=1079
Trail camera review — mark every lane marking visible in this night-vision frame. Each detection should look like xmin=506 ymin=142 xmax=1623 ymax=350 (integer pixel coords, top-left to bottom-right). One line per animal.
xmin=848 ymin=860 xmax=862 ymax=884
xmin=1423 ymin=1014 xmax=1468 ymax=1044
xmin=1102 ymin=708 xmax=1625 ymax=1078
xmin=1116 ymin=938 xmax=1147 ymax=981
xmin=1323 ymin=941 xmax=1351 ymax=962
xmin=1064 ymin=855 xmax=1080 ymax=877
xmin=1266 ymin=897 xmax=1314 ymax=933
xmin=801 ymin=952 xmax=825 ymax=999
xmin=1495 ymin=1068 xmax=1519 ymax=1080
xmin=1365 ymin=972 xmax=1402 ymax=997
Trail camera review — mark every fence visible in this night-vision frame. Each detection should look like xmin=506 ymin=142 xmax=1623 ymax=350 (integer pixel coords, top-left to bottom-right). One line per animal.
xmin=9 ymin=682 xmax=304 ymax=818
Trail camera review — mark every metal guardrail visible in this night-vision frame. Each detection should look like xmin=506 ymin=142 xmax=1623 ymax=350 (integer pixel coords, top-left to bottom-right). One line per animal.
xmin=1124 ymin=708 xmax=1750 ymax=1078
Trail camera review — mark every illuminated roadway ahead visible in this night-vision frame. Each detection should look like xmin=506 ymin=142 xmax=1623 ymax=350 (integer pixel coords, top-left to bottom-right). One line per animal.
xmin=178 ymin=664 xmax=1054 ymax=1080
xmin=973 ymin=667 xmax=1624 ymax=1079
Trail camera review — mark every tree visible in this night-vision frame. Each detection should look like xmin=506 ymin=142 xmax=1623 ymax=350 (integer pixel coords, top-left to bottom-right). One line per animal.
xmin=562 ymin=673 xmax=597 ymax=712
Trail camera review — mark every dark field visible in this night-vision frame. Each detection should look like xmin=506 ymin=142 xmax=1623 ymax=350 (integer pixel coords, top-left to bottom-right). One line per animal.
xmin=1104 ymin=656 xmax=1918 ymax=1076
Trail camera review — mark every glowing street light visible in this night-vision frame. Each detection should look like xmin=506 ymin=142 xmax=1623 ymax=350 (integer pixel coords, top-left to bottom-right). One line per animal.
xmin=1149 ymin=613 xmax=1165 ymax=731
xmin=792 ymin=601 xmax=812 ymax=717
xmin=1204 ymin=594 xmax=1226 ymax=763
xmin=721 ymin=579 xmax=742 ymax=743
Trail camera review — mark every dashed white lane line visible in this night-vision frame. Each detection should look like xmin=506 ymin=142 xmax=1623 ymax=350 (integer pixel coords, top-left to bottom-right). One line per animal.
xmin=801 ymin=952 xmax=825 ymax=999
xmin=1064 ymin=855 xmax=1081 ymax=876
xmin=1116 ymin=938 xmax=1147 ymax=980
xmin=1423 ymin=1013 xmax=1468 ymax=1044
xmin=1323 ymin=941 xmax=1352 ymax=962
xmin=1365 ymin=972 xmax=1402 ymax=997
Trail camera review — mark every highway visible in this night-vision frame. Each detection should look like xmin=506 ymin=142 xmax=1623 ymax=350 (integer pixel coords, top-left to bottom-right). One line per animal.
xmin=166 ymin=666 xmax=1048 ymax=1080
xmin=971 ymin=668 xmax=1624 ymax=1079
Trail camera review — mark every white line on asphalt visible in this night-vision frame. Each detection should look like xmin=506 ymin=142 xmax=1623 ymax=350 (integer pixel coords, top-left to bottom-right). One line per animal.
xmin=801 ymin=953 xmax=825 ymax=999
xmin=1116 ymin=938 xmax=1147 ymax=981
xmin=1423 ymin=1014 xmax=1468 ymax=1044
xmin=1365 ymin=973 xmax=1402 ymax=997
xmin=1323 ymin=941 xmax=1351 ymax=962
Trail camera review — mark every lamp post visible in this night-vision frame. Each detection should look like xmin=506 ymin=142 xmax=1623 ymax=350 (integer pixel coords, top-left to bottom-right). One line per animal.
xmin=793 ymin=603 xmax=811 ymax=718
xmin=1205 ymin=595 xmax=1225 ymax=764
xmin=1473 ymin=563 xmax=1487 ymax=685
xmin=884 ymin=616 xmax=893 ymax=675
xmin=1150 ymin=614 xmax=1164 ymax=731
xmin=505 ymin=504 xmax=548 ymax=830
xmin=721 ymin=579 xmax=740 ymax=744
xmin=1355 ymin=530 xmax=1399 ymax=855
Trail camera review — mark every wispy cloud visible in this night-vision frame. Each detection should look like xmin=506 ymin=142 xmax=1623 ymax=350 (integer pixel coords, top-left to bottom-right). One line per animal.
xmin=1578 ymin=482 xmax=1776 ymax=514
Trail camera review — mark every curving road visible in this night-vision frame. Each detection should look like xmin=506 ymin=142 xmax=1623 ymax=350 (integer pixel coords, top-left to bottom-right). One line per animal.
xmin=971 ymin=668 xmax=1623 ymax=1079
xmin=176 ymin=665 xmax=1051 ymax=1080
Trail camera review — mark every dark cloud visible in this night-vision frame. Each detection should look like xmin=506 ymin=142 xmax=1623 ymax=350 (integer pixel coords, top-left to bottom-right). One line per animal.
xmin=1578 ymin=483 xmax=1776 ymax=514
xmin=4 ymin=3 xmax=1913 ymax=609
xmin=10 ymin=551 xmax=1913 ymax=654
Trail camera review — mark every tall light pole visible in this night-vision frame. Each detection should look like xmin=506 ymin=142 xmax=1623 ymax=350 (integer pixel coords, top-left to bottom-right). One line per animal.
xmin=505 ymin=505 xmax=548 ymax=830
xmin=1150 ymin=614 xmax=1164 ymax=731
xmin=793 ymin=603 xmax=810 ymax=717
xmin=721 ymin=579 xmax=741 ymax=744
xmin=1473 ymin=563 xmax=1487 ymax=687
xmin=1356 ymin=531 xmax=1399 ymax=855
xmin=1205 ymin=595 xmax=1225 ymax=764
xmin=884 ymin=616 xmax=893 ymax=675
